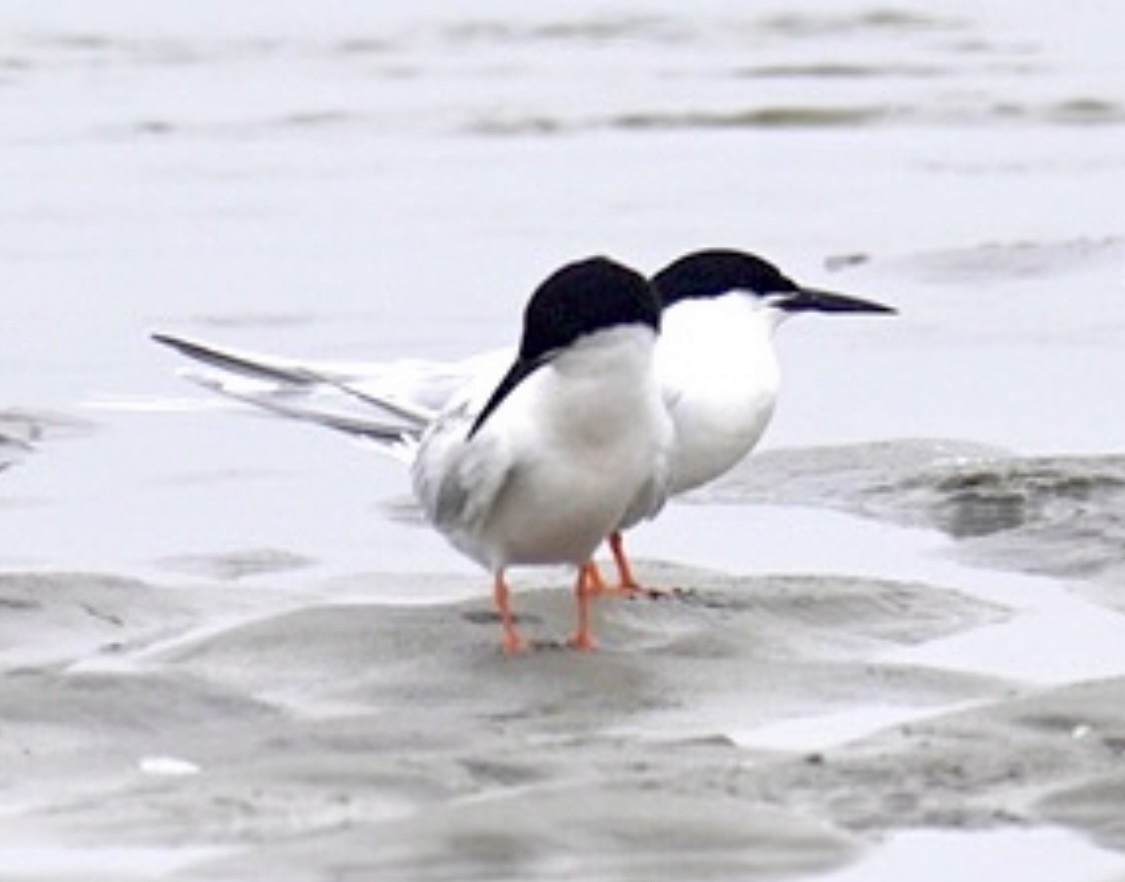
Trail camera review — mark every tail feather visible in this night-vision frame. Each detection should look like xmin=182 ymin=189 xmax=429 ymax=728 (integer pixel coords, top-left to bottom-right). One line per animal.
xmin=321 ymin=378 xmax=436 ymax=426
xmin=184 ymin=373 xmax=418 ymax=445
xmin=151 ymin=333 xmax=324 ymax=387
xmin=153 ymin=332 xmax=434 ymax=461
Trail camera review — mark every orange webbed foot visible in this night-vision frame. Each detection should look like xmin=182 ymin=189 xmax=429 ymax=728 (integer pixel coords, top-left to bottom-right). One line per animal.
xmin=590 ymin=532 xmax=672 ymax=600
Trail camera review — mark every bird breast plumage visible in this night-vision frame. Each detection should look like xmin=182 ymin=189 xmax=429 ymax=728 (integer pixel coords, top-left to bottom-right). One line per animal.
xmin=657 ymin=293 xmax=782 ymax=495
xmin=417 ymin=325 xmax=671 ymax=570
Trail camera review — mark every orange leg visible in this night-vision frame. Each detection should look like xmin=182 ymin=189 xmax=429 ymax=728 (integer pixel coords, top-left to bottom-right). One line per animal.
xmin=584 ymin=532 xmax=649 ymax=597
xmin=568 ymin=564 xmax=599 ymax=652
xmin=582 ymin=534 xmax=638 ymax=598
xmin=583 ymin=560 xmax=611 ymax=593
xmin=609 ymin=531 xmax=641 ymax=591
xmin=492 ymin=572 xmax=525 ymax=654
xmin=595 ymin=532 xmax=669 ymax=599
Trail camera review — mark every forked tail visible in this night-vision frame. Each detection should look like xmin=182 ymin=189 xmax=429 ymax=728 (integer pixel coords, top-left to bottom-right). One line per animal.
xmin=151 ymin=333 xmax=435 ymax=461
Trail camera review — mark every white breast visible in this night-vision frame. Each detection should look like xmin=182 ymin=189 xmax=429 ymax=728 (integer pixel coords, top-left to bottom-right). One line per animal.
xmin=415 ymin=324 xmax=672 ymax=570
xmin=657 ymin=293 xmax=783 ymax=495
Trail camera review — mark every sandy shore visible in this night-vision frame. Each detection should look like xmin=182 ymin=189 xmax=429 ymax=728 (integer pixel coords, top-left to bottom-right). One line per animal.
xmin=2 ymin=459 xmax=1125 ymax=881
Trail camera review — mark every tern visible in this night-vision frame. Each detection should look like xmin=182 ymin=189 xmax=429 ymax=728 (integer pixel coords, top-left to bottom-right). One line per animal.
xmin=154 ymin=248 xmax=893 ymax=602
xmin=601 ymin=248 xmax=896 ymax=587
xmin=156 ymin=257 xmax=672 ymax=652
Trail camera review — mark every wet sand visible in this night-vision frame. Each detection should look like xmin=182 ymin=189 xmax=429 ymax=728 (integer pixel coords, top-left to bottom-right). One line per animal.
xmin=1 ymin=544 xmax=1124 ymax=880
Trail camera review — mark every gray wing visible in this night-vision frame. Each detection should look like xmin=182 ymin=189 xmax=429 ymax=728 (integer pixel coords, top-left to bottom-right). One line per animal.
xmin=411 ymin=405 xmax=516 ymax=543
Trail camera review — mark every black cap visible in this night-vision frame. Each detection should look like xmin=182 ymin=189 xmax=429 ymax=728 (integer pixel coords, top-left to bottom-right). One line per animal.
xmin=653 ymin=248 xmax=894 ymax=315
xmin=652 ymin=249 xmax=798 ymax=308
xmin=519 ymin=256 xmax=659 ymax=362
xmin=470 ymin=256 xmax=658 ymax=439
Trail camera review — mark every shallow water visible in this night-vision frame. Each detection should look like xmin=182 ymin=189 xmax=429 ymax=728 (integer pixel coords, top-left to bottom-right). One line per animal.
xmin=3 ymin=1 xmax=1125 ymax=880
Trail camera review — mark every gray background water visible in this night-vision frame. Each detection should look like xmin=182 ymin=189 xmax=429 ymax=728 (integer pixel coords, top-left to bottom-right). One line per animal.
xmin=5 ymin=0 xmax=1123 ymax=573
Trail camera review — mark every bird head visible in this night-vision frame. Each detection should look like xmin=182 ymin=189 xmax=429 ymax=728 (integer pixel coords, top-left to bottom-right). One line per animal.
xmin=652 ymin=249 xmax=895 ymax=323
